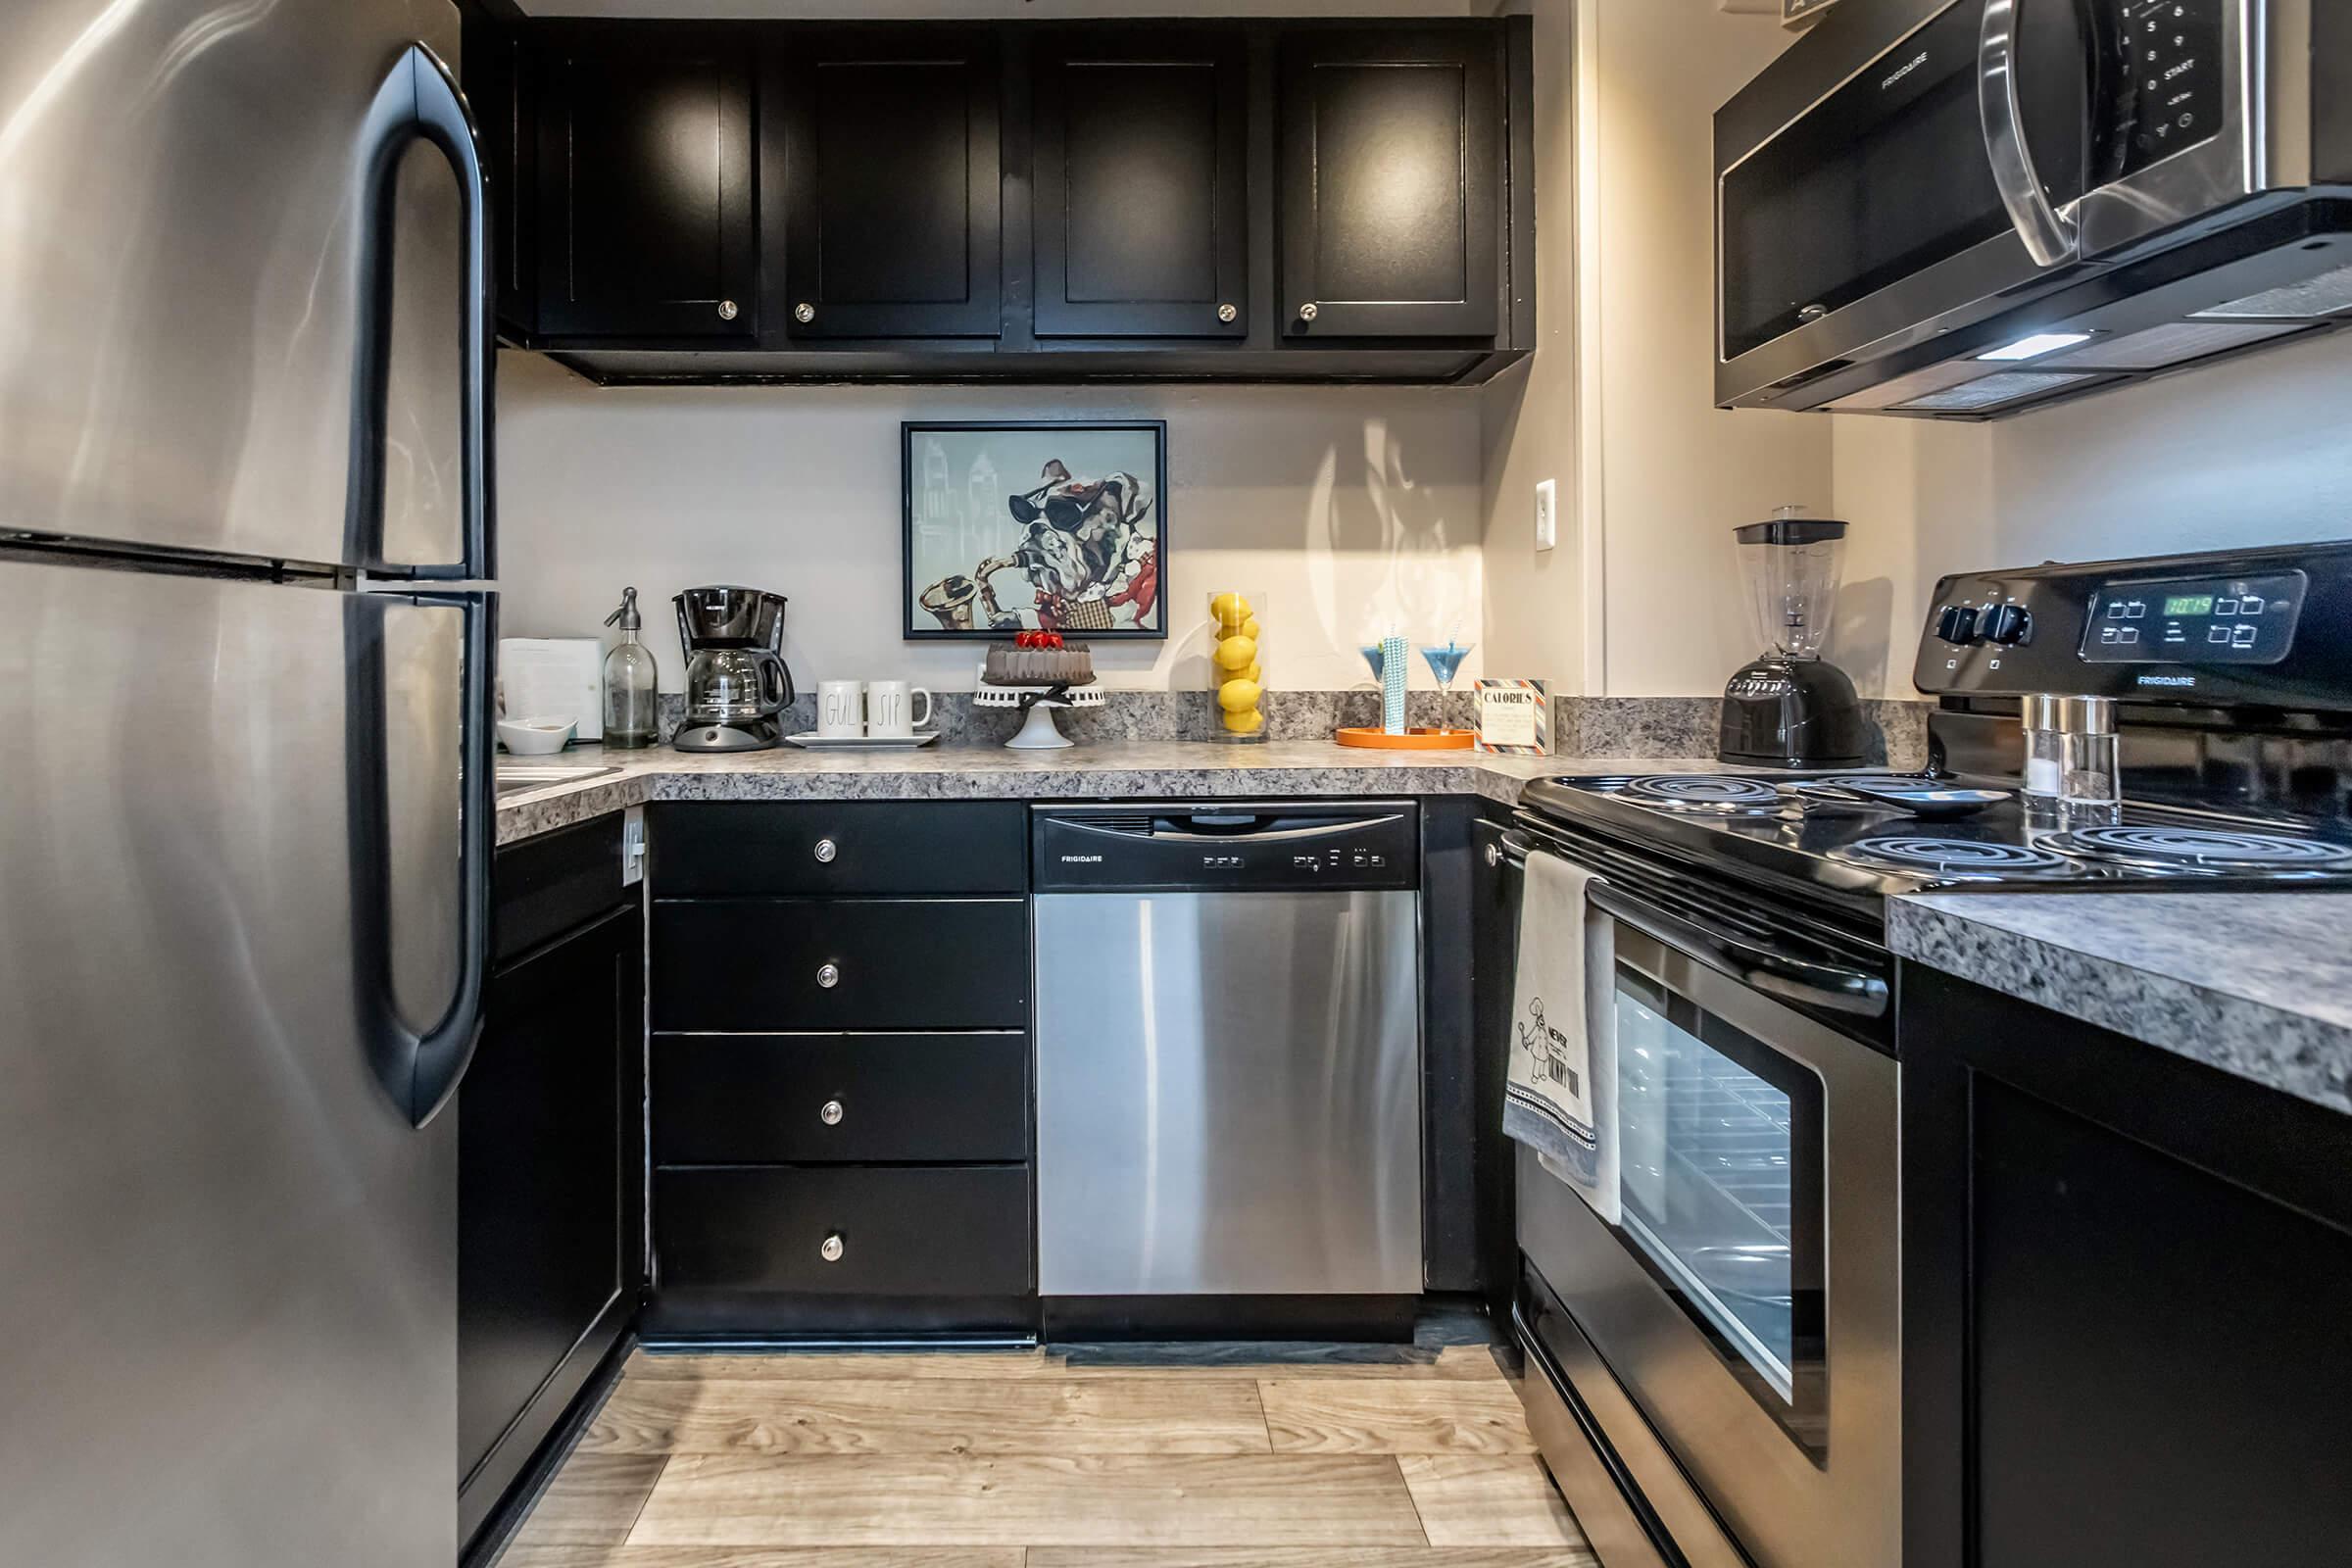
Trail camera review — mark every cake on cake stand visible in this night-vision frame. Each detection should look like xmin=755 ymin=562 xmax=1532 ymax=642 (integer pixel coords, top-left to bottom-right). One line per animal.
xmin=976 ymin=635 xmax=1102 ymax=750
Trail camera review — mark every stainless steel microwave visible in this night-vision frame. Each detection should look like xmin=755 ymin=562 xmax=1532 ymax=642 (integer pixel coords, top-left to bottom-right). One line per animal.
xmin=1716 ymin=0 xmax=2352 ymax=418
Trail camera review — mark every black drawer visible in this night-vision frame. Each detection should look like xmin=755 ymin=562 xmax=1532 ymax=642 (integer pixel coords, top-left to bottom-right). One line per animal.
xmin=494 ymin=815 xmax=628 ymax=968
xmin=650 ymin=802 xmax=1026 ymax=897
xmin=652 ymin=898 xmax=1028 ymax=1032
xmin=654 ymin=1032 xmax=1030 ymax=1164
xmin=655 ymin=1165 xmax=1033 ymax=1298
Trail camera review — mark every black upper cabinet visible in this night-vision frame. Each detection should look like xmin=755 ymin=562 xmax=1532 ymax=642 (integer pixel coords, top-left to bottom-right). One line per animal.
xmin=1031 ymin=27 xmax=1249 ymax=341
xmin=1279 ymin=26 xmax=1502 ymax=340
xmin=768 ymin=28 xmax=1003 ymax=341
xmin=535 ymin=27 xmax=756 ymax=340
xmin=473 ymin=15 xmax=1535 ymax=379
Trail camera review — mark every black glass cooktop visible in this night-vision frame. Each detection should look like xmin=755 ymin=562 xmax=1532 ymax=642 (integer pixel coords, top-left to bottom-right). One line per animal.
xmin=1521 ymin=771 xmax=2352 ymax=907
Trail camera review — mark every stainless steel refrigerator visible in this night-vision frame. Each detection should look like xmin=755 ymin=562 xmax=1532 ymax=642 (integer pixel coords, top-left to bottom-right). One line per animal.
xmin=0 ymin=4 xmax=494 ymax=1563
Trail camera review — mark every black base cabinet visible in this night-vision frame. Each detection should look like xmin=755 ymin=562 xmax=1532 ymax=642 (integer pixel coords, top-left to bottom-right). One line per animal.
xmin=1900 ymin=965 xmax=2352 ymax=1568
xmin=462 ymin=10 xmax=1535 ymax=383
xmin=643 ymin=802 xmax=1038 ymax=1341
xmin=459 ymin=819 xmax=644 ymax=1549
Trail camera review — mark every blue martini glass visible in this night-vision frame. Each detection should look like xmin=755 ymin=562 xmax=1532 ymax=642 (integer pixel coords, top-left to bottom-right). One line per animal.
xmin=1360 ymin=644 xmax=1387 ymax=682
xmin=1419 ymin=640 xmax=1473 ymax=692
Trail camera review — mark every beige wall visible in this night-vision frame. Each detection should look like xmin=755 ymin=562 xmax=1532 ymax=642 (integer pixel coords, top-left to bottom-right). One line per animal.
xmin=1480 ymin=1 xmax=1821 ymax=699
xmin=495 ymin=352 xmax=1486 ymax=695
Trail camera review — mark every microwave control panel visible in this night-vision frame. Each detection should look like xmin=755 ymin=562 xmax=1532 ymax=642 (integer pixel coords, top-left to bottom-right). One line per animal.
xmin=2111 ymin=0 xmax=2226 ymax=178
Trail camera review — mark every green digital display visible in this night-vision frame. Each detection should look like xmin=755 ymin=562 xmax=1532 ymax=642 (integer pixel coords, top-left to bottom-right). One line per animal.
xmin=2164 ymin=594 xmax=2217 ymax=616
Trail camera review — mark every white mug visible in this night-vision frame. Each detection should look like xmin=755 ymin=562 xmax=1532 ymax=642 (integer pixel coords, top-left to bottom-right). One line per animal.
xmin=816 ymin=679 xmax=866 ymax=738
xmin=867 ymin=680 xmax=934 ymax=738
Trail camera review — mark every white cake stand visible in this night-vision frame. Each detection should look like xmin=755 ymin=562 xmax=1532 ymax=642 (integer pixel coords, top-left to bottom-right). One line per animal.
xmin=973 ymin=682 xmax=1104 ymax=750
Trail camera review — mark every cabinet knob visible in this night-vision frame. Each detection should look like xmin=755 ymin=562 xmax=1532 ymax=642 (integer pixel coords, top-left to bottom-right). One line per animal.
xmin=816 ymin=962 xmax=841 ymax=989
xmin=1798 ymin=302 xmax=1828 ymax=323
xmin=1484 ymin=841 xmax=1501 ymax=868
xmin=717 ymin=299 xmax=739 ymax=321
xmin=819 ymin=1232 xmax=845 ymax=1263
xmin=813 ymin=837 xmax=838 ymax=863
xmin=1217 ymin=302 xmax=1238 ymax=324
xmin=819 ymin=1099 xmax=845 ymax=1126
xmin=1297 ymin=302 xmax=1319 ymax=323
xmin=794 ymin=302 xmax=816 ymax=324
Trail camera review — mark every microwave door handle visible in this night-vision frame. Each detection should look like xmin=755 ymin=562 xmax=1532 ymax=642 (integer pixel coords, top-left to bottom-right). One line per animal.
xmin=1979 ymin=0 xmax=2081 ymax=268
xmin=1588 ymin=882 xmax=1890 ymax=1019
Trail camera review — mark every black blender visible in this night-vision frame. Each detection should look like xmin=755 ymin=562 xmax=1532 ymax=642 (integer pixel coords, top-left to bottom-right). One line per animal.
xmin=1718 ymin=509 xmax=1867 ymax=768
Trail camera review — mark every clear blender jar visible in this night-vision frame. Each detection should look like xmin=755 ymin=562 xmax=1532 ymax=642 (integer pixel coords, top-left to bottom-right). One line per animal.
xmin=1719 ymin=508 xmax=1868 ymax=768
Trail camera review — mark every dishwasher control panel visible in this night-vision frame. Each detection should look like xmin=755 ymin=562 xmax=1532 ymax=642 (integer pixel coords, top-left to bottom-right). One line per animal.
xmin=1032 ymin=803 xmax=1420 ymax=893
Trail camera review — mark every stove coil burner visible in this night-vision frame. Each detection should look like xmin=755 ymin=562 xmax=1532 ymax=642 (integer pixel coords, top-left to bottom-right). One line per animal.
xmin=1837 ymin=837 xmax=2072 ymax=879
xmin=1621 ymin=775 xmax=1786 ymax=815
xmin=2042 ymin=824 xmax=2352 ymax=873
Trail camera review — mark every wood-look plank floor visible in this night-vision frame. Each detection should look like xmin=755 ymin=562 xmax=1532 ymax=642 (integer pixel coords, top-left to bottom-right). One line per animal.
xmin=496 ymin=1340 xmax=1594 ymax=1568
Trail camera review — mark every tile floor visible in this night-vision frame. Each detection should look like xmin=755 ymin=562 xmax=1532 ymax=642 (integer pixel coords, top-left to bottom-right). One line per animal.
xmin=493 ymin=1337 xmax=1595 ymax=1567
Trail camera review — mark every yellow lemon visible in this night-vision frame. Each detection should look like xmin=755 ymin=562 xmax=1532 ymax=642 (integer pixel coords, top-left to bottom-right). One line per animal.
xmin=1242 ymin=662 xmax=1261 ymax=686
xmin=1218 ymin=678 xmax=1263 ymax=713
xmin=1222 ymin=706 xmax=1265 ymax=735
xmin=1215 ymin=634 xmax=1258 ymax=671
xmin=1241 ymin=616 xmax=1261 ymax=641
xmin=1209 ymin=592 xmax=1250 ymax=627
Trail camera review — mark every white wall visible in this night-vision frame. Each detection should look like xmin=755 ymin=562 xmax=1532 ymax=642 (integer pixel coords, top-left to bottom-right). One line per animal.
xmin=495 ymin=352 xmax=1486 ymax=694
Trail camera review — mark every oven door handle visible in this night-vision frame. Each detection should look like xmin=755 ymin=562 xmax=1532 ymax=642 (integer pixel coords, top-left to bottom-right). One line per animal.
xmin=1979 ymin=0 xmax=2081 ymax=268
xmin=1590 ymin=882 xmax=1890 ymax=1020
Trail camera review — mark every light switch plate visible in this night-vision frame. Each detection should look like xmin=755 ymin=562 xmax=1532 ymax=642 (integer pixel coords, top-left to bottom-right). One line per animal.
xmin=621 ymin=805 xmax=646 ymax=888
xmin=1535 ymin=478 xmax=1558 ymax=553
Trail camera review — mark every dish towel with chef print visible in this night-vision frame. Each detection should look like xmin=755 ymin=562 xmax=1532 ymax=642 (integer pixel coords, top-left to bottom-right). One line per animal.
xmin=1503 ymin=848 xmax=1620 ymax=1224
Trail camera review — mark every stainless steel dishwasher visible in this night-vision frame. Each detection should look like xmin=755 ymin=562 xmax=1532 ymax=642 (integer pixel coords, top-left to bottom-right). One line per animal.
xmin=1031 ymin=803 xmax=1423 ymax=1328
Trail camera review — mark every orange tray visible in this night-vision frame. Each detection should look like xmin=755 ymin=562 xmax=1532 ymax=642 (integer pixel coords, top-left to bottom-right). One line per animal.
xmin=1334 ymin=726 xmax=1476 ymax=751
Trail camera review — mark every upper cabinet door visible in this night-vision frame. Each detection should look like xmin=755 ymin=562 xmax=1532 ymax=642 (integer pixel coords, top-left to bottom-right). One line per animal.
xmin=1031 ymin=27 xmax=1249 ymax=341
xmin=536 ymin=30 xmax=757 ymax=340
xmin=771 ymin=28 xmax=1003 ymax=341
xmin=1279 ymin=27 xmax=1500 ymax=340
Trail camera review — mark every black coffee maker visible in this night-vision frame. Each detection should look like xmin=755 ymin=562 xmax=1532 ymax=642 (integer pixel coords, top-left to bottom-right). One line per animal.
xmin=673 ymin=586 xmax=795 ymax=753
xmin=1718 ymin=511 xmax=1867 ymax=768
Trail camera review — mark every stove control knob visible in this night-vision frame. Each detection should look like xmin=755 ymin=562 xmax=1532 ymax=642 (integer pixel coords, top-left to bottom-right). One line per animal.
xmin=1936 ymin=604 xmax=1980 ymax=645
xmin=1980 ymin=604 xmax=2032 ymax=645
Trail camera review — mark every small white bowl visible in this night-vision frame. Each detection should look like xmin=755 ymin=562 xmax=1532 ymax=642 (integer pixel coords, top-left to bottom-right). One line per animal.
xmin=497 ymin=715 xmax=577 ymax=756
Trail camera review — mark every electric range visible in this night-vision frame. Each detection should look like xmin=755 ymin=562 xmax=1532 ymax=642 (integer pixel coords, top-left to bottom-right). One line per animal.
xmin=1503 ymin=542 xmax=2352 ymax=1568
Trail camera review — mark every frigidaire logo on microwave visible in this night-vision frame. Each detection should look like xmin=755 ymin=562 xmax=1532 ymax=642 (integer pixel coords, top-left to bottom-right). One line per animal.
xmin=1882 ymin=50 xmax=1929 ymax=91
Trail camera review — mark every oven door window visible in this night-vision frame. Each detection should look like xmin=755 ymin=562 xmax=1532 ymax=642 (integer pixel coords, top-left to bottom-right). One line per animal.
xmin=1719 ymin=0 xmax=2090 ymax=362
xmin=1615 ymin=963 xmax=1827 ymax=1450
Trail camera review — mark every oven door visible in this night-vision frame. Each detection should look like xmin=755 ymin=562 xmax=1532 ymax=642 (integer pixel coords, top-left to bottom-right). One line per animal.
xmin=1716 ymin=0 xmax=2097 ymax=406
xmin=1517 ymin=885 xmax=1900 ymax=1568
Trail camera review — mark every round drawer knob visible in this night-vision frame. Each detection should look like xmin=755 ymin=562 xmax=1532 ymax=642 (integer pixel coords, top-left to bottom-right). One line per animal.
xmin=819 ymin=1232 xmax=845 ymax=1263
xmin=1297 ymin=301 xmax=1319 ymax=323
xmin=1483 ymin=841 xmax=1502 ymax=868
xmin=819 ymin=1099 xmax=845 ymax=1126
xmin=794 ymin=302 xmax=816 ymax=324
xmin=816 ymin=962 xmax=841 ymax=989
xmin=813 ymin=838 xmax=838 ymax=863
xmin=717 ymin=299 xmax=739 ymax=321
xmin=1216 ymin=302 xmax=1238 ymax=324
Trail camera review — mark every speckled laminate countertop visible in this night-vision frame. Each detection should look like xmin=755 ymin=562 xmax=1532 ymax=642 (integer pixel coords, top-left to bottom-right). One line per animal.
xmin=494 ymin=741 xmax=1726 ymax=845
xmin=1889 ymin=891 xmax=2352 ymax=1115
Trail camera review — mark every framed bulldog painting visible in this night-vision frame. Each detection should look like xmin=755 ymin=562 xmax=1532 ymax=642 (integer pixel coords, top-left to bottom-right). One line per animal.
xmin=902 ymin=420 xmax=1168 ymax=640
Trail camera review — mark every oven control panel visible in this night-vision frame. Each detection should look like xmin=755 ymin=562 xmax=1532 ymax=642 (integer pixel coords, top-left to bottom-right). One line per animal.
xmin=1914 ymin=543 xmax=2352 ymax=710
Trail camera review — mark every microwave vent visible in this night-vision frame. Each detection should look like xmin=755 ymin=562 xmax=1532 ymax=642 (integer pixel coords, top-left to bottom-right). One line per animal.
xmin=2192 ymin=259 xmax=2352 ymax=320
xmin=2042 ymin=318 xmax=2316 ymax=371
xmin=1823 ymin=359 xmax=1990 ymax=412
xmin=1887 ymin=370 xmax=2102 ymax=414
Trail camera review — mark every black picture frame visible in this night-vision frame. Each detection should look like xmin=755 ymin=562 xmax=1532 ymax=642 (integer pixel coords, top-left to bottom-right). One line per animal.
xmin=902 ymin=418 xmax=1170 ymax=641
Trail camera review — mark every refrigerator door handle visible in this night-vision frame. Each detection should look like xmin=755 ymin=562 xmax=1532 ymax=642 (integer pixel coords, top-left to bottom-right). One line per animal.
xmin=349 ymin=592 xmax=495 ymax=1127
xmin=347 ymin=43 xmax=495 ymax=580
